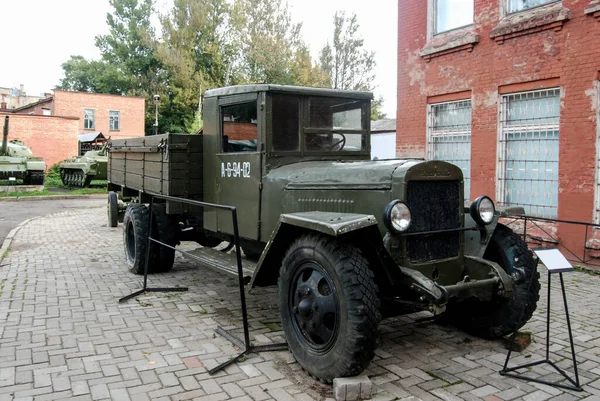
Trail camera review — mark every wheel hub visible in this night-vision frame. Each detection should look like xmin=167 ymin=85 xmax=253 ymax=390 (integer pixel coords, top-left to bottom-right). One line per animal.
xmin=290 ymin=262 xmax=339 ymax=351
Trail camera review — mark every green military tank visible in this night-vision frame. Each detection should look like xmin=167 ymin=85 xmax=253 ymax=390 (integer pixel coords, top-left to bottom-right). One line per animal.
xmin=60 ymin=140 xmax=109 ymax=187
xmin=0 ymin=116 xmax=46 ymax=185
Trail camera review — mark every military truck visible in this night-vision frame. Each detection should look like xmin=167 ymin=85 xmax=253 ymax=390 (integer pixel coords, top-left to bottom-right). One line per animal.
xmin=107 ymin=85 xmax=540 ymax=382
xmin=60 ymin=140 xmax=109 ymax=187
xmin=0 ymin=116 xmax=46 ymax=185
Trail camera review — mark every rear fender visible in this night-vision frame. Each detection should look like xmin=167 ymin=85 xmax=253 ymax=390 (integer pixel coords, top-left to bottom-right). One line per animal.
xmin=249 ymin=212 xmax=378 ymax=288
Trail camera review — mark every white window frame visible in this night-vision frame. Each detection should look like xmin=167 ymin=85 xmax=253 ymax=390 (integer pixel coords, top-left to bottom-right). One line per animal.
xmin=503 ymin=0 xmax=560 ymax=16
xmin=84 ymin=108 xmax=95 ymax=130
xmin=496 ymin=88 xmax=561 ymax=218
xmin=427 ymin=99 xmax=472 ymax=200
xmin=428 ymin=0 xmax=474 ymax=38
xmin=109 ymin=110 xmax=120 ymax=131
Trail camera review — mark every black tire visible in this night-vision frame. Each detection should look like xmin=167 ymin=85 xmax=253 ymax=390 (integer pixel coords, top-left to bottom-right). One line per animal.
xmin=123 ymin=205 xmax=150 ymax=274
xmin=150 ymin=204 xmax=177 ymax=273
xmin=449 ymin=224 xmax=540 ymax=339
xmin=108 ymin=191 xmax=118 ymax=227
xmin=278 ymin=234 xmax=380 ymax=383
xmin=122 ymin=204 xmax=177 ymax=274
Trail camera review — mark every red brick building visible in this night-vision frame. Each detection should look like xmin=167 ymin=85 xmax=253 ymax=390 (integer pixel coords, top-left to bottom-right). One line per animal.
xmin=397 ymin=0 xmax=600 ymax=255
xmin=1 ymin=90 xmax=145 ymax=169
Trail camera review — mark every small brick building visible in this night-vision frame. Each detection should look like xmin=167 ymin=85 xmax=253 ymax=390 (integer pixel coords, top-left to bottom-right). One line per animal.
xmin=397 ymin=0 xmax=600 ymax=257
xmin=1 ymin=90 xmax=145 ymax=169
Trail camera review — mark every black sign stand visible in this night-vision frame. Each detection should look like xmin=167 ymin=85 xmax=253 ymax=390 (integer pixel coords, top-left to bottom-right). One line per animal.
xmin=500 ymin=248 xmax=582 ymax=392
xmin=118 ymin=195 xmax=287 ymax=374
xmin=118 ymin=195 xmax=188 ymax=304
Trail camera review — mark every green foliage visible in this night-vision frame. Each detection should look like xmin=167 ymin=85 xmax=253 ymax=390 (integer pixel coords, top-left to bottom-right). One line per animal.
xmin=230 ymin=0 xmax=324 ymax=86
xmin=57 ymin=0 xmax=375 ymax=134
xmin=318 ymin=11 xmax=376 ymax=92
xmin=318 ymin=11 xmax=383 ymax=120
xmin=371 ymin=96 xmax=387 ymax=120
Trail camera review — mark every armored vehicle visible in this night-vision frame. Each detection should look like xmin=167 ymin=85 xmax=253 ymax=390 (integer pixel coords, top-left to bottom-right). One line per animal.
xmin=60 ymin=141 xmax=108 ymax=187
xmin=0 ymin=116 xmax=46 ymax=184
xmin=108 ymin=85 xmax=540 ymax=382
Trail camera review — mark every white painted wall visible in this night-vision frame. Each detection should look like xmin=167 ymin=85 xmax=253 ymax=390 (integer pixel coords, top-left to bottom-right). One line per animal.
xmin=371 ymin=132 xmax=397 ymax=160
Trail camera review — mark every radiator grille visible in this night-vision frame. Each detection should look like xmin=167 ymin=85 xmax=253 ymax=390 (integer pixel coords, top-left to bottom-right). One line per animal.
xmin=406 ymin=181 xmax=461 ymax=263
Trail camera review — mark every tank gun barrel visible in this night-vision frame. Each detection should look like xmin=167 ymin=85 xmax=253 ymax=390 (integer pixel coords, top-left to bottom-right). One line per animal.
xmin=1 ymin=116 xmax=8 ymax=156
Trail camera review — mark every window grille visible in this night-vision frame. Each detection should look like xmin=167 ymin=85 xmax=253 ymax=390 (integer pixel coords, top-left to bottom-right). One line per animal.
xmin=498 ymin=88 xmax=560 ymax=218
xmin=595 ymin=84 xmax=600 ymax=223
xmin=427 ymin=99 xmax=472 ymax=200
xmin=507 ymin=0 xmax=557 ymax=14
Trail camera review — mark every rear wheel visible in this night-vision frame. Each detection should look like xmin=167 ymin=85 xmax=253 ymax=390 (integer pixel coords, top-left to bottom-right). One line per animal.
xmin=108 ymin=192 xmax=118 ymax=227
xmin=123 ymin=204 xmax=177 ymax=274
xmin=448 ymin=224 xmax=540 ymax=339
xmin=278 ymin=234 xmax=380 ymax=382
xmin=123 ymin=205 xmax=149 ymax=274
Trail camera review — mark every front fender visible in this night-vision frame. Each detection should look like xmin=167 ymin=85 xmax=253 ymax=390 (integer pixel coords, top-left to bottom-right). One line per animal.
xmin=249 ymin=212 xmax=378 ymax=288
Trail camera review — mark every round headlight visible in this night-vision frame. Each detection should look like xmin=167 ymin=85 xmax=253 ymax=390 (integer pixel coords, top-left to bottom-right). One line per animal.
xmin=470 ymin=196 xmax=495 ymax=225
xmin=383 ymin=200 xmax=412 ymax=233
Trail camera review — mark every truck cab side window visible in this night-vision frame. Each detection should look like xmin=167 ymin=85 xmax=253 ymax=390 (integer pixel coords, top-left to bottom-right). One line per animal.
xmin=222 ymin=102 xmax=258 ymax=153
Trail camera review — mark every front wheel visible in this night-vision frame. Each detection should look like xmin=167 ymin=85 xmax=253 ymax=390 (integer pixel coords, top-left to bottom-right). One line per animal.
xmin=448 ymin=224 xmax=540 ymax=339
xmin=278 ymin=235 xmax=380 ymax=383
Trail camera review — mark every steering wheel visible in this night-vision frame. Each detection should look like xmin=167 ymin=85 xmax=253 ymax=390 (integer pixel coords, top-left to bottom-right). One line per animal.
xmin=329 ymin=133 xmax=346 ymax=151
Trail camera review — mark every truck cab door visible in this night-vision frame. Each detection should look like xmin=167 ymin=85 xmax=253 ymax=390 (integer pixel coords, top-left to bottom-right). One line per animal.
xmin=215 ymin=94 xmax=263 ymax=240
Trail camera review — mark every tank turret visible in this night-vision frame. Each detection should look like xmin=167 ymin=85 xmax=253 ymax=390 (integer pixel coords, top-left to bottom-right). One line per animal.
xmin=0 ymin=115 xmax=46 ymax=184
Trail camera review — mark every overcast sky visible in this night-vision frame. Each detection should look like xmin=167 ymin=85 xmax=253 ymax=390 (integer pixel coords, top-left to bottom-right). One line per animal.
xmin=1 ymin=0 xmax=397 ymax=117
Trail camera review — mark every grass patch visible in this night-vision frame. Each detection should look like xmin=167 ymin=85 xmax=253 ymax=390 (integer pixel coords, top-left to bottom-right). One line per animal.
xmin=1 ymin=246 xmax=10 ymax=259
xmin=0 ymin=162 xmax=107 ymax=197
xmin=0 ymin=187 xmax=106 ymax=198
xmin=574 ymin=265 xmax=600 ymax=276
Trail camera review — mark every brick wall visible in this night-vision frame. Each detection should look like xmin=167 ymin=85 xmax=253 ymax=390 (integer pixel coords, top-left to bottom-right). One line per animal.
xmin=0 ymin=113 xmax=80 ymax=170
xmin=53 ymin=90 xmax=145 ymax=140
xmin=397 ymin=0 xmax=600 ymax=257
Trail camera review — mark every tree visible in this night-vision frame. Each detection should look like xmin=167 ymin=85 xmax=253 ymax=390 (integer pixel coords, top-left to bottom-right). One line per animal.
xmin=230 ymin=0 xmax=325 ymax=87
xmin=57 ymin=56 xmax=130 ymax=94
xmin=318 ymin=11 xmax=385 ymax=118
xmin=157 ymin=0 xmax=232 ymax=131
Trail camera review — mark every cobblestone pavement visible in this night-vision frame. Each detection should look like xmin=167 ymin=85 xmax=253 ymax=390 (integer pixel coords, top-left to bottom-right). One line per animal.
xmin=1 ymin=207 xmax=600 ymax=401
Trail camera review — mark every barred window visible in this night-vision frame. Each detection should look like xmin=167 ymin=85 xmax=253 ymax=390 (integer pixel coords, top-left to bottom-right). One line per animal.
xmin=427 ymin=99 xmax=472 ymax=200
xmin=84 ymin=109 xmax=95 ymax=130
xmin=507 ymin=0 xmax=557 ymax=13
xmin=498 ymin=88 xmax=560 ymax=218
xmin=109 ymin=111 xmax=120 ymax=131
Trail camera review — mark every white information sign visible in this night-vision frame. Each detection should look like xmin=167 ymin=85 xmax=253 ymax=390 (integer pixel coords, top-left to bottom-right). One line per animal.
xmin=533 ymin=247 xmax=574 ymax=273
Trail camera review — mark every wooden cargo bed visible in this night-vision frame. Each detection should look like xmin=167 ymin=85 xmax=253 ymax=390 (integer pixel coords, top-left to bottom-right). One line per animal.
xmin=108 ymin=134 xmax=203 ymax=213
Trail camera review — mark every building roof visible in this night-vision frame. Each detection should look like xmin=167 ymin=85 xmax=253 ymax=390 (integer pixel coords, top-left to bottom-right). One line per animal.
xmin=205 ymin=84 xmax=373 ymax=100
xmin=371 ymin=118 xmax=396 ymax=133
xmin=78 ymin=132 xmax=105 ymax=142
xmin=10 ymin=96 xmax=53 ymax=113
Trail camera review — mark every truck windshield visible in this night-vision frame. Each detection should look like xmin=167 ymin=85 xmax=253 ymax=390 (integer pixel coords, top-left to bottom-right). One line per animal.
xmin=271 ymin=94 xmax=368 ymax=153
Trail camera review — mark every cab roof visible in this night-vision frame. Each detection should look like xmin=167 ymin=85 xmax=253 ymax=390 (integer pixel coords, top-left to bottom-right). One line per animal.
xmin=204 ymin=84 xmax=373 ymax=100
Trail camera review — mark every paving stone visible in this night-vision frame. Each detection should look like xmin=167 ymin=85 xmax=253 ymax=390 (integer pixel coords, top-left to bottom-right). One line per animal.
xmin=1 ymin=207 xmax=599 ymax=401
xmin=333 ymin=376 xmax=373 ymax=401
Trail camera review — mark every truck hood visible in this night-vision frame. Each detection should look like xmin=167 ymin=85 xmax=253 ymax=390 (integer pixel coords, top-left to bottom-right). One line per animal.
xmin=268 ymin=159 xmax=423 ymax=190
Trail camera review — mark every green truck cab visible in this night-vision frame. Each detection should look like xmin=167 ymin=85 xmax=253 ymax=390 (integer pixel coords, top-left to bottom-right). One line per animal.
xmin=107 ymin=85 xmax=539 ymax=382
